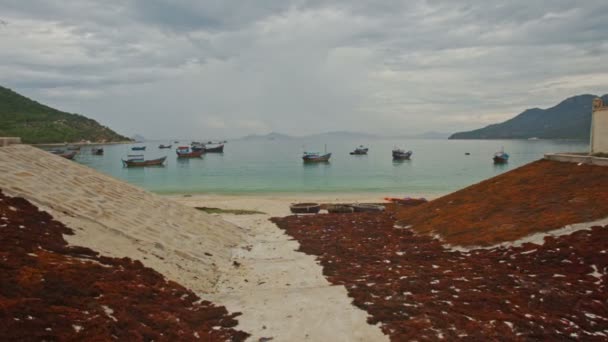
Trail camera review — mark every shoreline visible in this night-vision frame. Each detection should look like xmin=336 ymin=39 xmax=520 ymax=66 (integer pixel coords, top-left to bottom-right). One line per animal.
xmin=167 ymin=191 xmax=445 ymax=217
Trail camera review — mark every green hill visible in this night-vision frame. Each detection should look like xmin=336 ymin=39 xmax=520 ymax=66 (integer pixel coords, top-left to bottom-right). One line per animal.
xmin=0 ymin=85 xmax=131 ymax=144
xmin=449 ymin=94 xmax=608 ymax=140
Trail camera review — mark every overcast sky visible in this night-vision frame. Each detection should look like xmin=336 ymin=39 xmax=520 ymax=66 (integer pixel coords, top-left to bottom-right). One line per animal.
xmin=2 ymin=1 xmax=608 ymax=139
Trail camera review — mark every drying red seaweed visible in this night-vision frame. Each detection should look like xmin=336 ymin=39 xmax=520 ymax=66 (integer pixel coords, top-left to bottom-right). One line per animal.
xmin=273 ymin=208 xmax=608 ymax=340
xmin=396 ymin=159 xmax=608 ymax=246
xmin=0 ymin=190 xmax=249 ymax=341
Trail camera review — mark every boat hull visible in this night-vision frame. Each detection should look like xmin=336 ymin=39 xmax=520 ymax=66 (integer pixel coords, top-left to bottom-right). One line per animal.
xmin=290 ymin=203 xmax=321 ymax=214
xmin=176 ymin=150 xmax=204 ymax=158
xmin=122 ymin=156 xmax=166 ymax=167
xmin=392 ymin=151 xmax=412 ymax=160
xmin=302 ymin=153 xmax=331 ymax=162
xmin=131 ymin=147 xmax=146 ymax=151
xmin=61 ymin=151 xmax=78 ymax=160
xmin=493 ymin=156 xmax=509 ymax=164
xmin=204 ymin=144 xmax=224 ymax=153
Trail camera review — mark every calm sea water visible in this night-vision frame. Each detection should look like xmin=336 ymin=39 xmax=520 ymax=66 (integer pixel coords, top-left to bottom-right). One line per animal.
xmin=72 ymin=139 xmax=588 ymax=196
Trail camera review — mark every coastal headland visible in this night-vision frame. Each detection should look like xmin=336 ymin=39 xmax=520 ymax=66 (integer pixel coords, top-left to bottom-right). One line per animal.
xmin=1 ymin=143 xmax=607 ymax=340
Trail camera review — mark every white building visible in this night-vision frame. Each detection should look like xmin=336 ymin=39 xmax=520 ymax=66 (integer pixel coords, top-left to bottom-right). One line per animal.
xmin=591 ymin=97 xmax=608 ymax=155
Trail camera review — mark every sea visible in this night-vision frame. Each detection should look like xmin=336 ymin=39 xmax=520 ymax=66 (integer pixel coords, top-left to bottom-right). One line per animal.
xmin=73 ymin=138 xmax=588 ymax=196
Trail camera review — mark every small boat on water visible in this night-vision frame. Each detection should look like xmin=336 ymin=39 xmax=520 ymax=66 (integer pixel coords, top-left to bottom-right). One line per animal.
xmin=191 ymin=142 xmax=204 ymax=151
xmin=302 ymin=151 xmax=331 ymax=163
xmin=173 ymin=140 xmax=179 ymax=143
xmin=66 ymin=145 xmax=81 ymax=151
xmin=350 ymin=145 xmax=369 ymax=155
xmin=131 ymin=146 xmax=146 ymax=151
xmin=50 ymin=149 xmax=77 ymax=160
xmin=176 ymin=146 xmax=204 ymax=158
xmin=159 ymin=144 xmax=172 ymax=149
xmin=91 ymin=147 xmax=104 ymax=155
xmin=392 ymin=148 xmax=412 ymax=160
xmin=122 ymin=155 xmax=166 ymax=167
xmin=493 ymin=150 xmax=509 ymax=164
xmin=204 ymin=143 xmax=224 ymax=153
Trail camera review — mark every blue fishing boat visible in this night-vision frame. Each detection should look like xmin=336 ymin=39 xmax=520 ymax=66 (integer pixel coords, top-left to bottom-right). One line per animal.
xmin=493 ymin=150 xmax=509 ymax=164
xmin=131 ymin=146 xmax=146 ymax=151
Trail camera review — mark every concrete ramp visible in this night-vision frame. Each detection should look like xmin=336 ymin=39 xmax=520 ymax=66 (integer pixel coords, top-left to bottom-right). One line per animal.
xmin=0 ymin=144 xmax=244 ymax=293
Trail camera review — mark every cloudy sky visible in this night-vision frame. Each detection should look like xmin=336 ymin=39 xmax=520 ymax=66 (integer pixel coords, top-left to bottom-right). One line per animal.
xmin=2 ymin=1 xmax=608 ymax=139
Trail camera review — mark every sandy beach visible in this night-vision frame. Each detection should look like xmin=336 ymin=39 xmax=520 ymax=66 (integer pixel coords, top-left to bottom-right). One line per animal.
xmin=168 ymin=192 xmax=443 ymax=217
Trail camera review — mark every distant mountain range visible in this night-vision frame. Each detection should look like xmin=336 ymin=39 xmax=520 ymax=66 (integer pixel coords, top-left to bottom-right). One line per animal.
xmin=238 ymin=130 xmax=451 ymax=141
xmin=0 ymin=85 xmax=130 ymax=144
xmin=449 ymin=94 xmax=608 ymax=140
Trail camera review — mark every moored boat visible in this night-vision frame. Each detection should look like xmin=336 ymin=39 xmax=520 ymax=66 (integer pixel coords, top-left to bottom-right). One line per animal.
xmin=122 ymin=155 xmax=166 ymax=167
xmin=176 ymin=146 xmax=204 ymax=158
xmin=131 ymin=146 xmax=146 ymax=151
xmin=204 ymin=143 xmax=224 ymax=153
xmin=392 ymin=149 xmax=412 ymax=160
xmin=302 ymin=151 xmax=331 ymax=163
xmin=350 ymin=145 xmax=369 ymax=155
xmin=91 ymin=147 xmax=104 ymax=155
xmin=493 ymin=150 xmax=509 ymax=164
xmin=159 ymin=144 xmax=172 ymax=149
xmin=50 ymin=149 xmax=77 ymax=160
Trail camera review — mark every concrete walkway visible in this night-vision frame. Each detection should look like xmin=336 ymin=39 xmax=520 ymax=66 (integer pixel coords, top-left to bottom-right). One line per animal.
xmin=208 ymin=213 xmax=387 ymax=341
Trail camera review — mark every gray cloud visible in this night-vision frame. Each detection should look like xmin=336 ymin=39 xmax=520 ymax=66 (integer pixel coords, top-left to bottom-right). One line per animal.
xmin=1 ymin=0 xmax=607 ymax=138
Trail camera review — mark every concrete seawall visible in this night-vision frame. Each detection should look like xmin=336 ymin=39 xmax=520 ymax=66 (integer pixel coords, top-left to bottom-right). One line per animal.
xmin=0 ymin=144 xmax=245 ymax=293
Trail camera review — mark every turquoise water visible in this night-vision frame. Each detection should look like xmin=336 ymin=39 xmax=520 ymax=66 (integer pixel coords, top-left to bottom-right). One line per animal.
xmin=72 ymin=139 xmax=588 ymax=195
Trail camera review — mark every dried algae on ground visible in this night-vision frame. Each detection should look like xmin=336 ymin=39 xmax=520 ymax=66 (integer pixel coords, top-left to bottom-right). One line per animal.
xmin=396 ymin=159 xmax=608 ymax=247
xmin=0 ymin=191 xmax=249 ymax=341
xmin=273 ymin=209 xmax=608 ymax=341
xmin=272 ymin=159 xmax=608 ymax=341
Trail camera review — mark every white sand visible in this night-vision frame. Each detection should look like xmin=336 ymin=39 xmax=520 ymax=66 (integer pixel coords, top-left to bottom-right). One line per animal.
xmin=169 ymin=192 xmax=441 ymax=217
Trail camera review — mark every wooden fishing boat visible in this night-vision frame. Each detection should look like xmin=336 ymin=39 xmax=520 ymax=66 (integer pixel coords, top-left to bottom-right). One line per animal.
xmin=122 ymin=155 xmax=166 ymax=167
xmin=384 ymin=197 xmax=428 ymax=206
xmin=176 ymin=146 xmax=204 ymax=158
xmin=352 ymin=203 xmax=385 ymax=212
xmin=392 ymin=149 xmax=412 ymax=160
xmin=191 ymin=142 xmax=204 ymax=151
xmin=290 ymin=203 xmax=321 ymax=214
xmin=350 ymin=145 xmax=369 ymax=155
xmin=159 ymin=144 xmax=172 ymax=149
xmin=302 ymin=152 xmax=331 ymax=162
xmin=131 ymin=146 xmax=146 ymax=151
xmin=50 ymin=149 xmax=77 ymax=160
xmin=91 ymin=147 xmax=104 ymax=155
xmin=61 ymin=151 xmax=78 ymax=160
xmin=204 ymin=143 xmax=224 ymax=153
xmin=493 ymin=151 xmax=509 ymax=164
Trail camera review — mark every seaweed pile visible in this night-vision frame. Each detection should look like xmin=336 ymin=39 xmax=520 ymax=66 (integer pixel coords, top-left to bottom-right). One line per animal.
xmin=0 ymin=191 xmax=249 ymax=341
xmin=396 ymin=159 xmax=608 ymax=246
xmin=273 ymin=209 xmax=608 ymax=340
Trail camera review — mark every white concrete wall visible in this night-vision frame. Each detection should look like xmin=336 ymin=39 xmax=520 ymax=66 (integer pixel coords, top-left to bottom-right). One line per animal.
xmin=591 ymin=107 xmax=608 ymax=154
xmin=0 ymin=145 xmax=245 ymax=293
